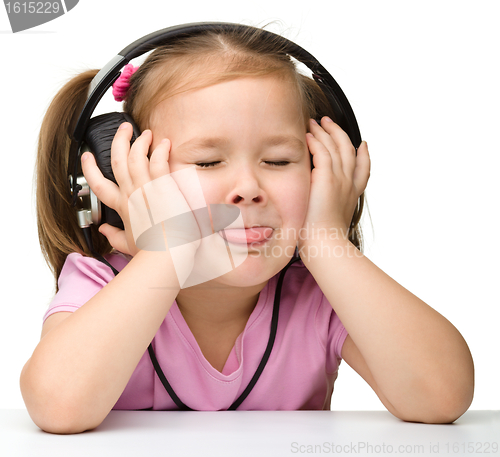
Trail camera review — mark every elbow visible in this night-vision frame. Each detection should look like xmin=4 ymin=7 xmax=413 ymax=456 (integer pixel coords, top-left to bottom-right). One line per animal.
xmin=396 ymin=373 xmax=475 ymax=424
xmin=29 ymin=405 xmax=102 ymax=435
xmin=24 ymin=396 xmax=105 ymax=435
xmin=426 ymin=385 xmax=474 ymax=424
xmin=20 ymin=360 xmax=105 ymax=434
xmin=398 ymin=402 xmax=472 ymax=425
xmin=397 ymin=399 xmax=472 ymax=425
xmin=426 ymin=357 xmax=475 ymax=424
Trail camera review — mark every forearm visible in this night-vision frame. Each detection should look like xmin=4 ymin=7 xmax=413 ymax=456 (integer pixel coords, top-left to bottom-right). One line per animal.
xmin=301 ymin=236 xmax=474 ymax=421
xmin=20 ymin=250 xmax=181 ymax=433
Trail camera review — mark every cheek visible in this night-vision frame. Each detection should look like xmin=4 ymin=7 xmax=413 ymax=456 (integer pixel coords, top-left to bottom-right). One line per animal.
xmin=194 ymin=174 xmax=220 ymax=203
xmin=279 ymin=178 xmax=310 ymax=225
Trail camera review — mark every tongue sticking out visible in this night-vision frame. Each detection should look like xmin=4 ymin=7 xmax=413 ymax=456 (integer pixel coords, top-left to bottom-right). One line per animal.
xmin=219 ymin=227 xmax=273 ymax=244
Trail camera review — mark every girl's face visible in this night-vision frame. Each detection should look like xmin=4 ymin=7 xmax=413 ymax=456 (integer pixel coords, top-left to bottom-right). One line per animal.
xmin=150 ymin=76 xmax=311 ymax=287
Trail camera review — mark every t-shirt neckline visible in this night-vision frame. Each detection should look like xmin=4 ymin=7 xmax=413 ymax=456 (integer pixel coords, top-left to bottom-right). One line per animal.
xmin=169 ymin=277 xmax=275 ymax=379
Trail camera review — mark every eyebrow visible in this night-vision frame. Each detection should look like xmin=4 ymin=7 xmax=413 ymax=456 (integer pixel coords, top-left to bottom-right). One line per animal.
xmin=266 ymin=135 xmax=306 ymax=151
xmin=177 ymin=137 xmax=229 ymax=153
xmin=176 ymin=135 xmax=306 ymax=155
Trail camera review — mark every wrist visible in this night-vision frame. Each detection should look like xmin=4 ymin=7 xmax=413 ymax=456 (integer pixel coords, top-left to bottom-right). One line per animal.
xmin=297 ymin=222 xmax=350 ymax=250
xmin=132 ymin=249 xmax=186 ymax=291
xmin=297 ymin=233 xmax=360 ymax=269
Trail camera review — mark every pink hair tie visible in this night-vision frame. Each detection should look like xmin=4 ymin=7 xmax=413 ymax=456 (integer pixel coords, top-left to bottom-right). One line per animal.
xmin=112 ymin=64 xmax=139 ymax=102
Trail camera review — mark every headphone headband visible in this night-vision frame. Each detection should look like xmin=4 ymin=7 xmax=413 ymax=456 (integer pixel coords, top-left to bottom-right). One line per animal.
xmin=69 ymin=22 xmax=362 ymax=202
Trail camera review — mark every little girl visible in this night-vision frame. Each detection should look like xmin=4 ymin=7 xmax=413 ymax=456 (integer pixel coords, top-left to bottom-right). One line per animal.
xmin=21 ymin=23 xmax=474 ymax=434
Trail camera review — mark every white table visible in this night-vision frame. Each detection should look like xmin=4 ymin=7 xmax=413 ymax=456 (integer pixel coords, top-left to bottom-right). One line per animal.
xmin=1 ymin=409 xmax=499 ymax=457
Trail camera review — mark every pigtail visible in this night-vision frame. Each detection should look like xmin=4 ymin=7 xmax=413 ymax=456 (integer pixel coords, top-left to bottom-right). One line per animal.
xmin=35 ymin=69 xmax=113 ymax=293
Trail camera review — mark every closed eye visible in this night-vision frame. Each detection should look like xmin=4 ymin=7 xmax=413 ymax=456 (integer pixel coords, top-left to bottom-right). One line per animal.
xmin=196 ymin=161 xmax=290 ymax=168
xmin=196 ymin=161 xmax=220 ymax=168
xmin=266 ymin=161 xmax=290 ymax=167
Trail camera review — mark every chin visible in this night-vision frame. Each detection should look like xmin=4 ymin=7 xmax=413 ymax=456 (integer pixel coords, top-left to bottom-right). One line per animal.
xmin=217 ymin=246 xmax=295 ymax=287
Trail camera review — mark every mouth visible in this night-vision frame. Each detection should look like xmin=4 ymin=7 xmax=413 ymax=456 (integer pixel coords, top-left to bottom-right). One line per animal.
xmin=218 ymin=227 xmax=274 ymax=245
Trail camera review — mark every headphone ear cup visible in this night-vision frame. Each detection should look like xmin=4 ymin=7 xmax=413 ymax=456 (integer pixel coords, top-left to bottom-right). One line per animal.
xmin=83 ymin=112 xmax=141 ymax=230
xmin=85 ymin=112 xmax=141 ymax=183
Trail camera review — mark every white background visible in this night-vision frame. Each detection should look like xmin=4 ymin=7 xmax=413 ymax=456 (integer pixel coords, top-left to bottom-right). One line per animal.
xmin=0 ymin=0 xmax=498 ymax=412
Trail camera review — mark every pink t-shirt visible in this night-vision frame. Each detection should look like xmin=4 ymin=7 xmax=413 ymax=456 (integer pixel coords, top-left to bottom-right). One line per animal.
xmin=43 ymin=252 xmax=348 ymax=411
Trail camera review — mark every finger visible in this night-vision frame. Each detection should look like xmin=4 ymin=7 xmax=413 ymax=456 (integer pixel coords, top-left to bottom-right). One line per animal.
xmin=319 ymin=117 xmax=357 ymax=176
xmin=128 ymin=129 xmax=154 ymax=187
xmin=81 ymin=152 xmax=120 ymax=209
xmin=320 ymin=117 xmax=355 ymax=152
xmin=110 ymin=122 xmax=134 ymax=191
xmin=98 ymin=223 xmax=131 ymax=255
xmin=150 ymin=138 xmax=171 ymax=181
xmin=353 ymin=141 xmax=371 ymax=193
xmin=306 ymin=132 xmax=339 ymax=175
xmin=309 ymin=119 xmax=339 ymax=154
xmin=310 ymin=118 xmax=353 ymax=177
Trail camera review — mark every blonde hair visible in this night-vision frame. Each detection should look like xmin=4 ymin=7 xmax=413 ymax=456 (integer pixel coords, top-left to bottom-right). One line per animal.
xmin=35 ymin=25 xmax=365 ymax=292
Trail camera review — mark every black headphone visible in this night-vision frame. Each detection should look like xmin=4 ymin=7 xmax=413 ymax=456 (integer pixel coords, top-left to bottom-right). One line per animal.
xmin=67 ymin=22 xmax=362 ymax=411
xmin=68 ymin=21 xmax=362 ymax=234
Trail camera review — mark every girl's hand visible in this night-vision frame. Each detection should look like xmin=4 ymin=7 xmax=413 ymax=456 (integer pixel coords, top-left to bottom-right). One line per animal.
xmin=81 ymin=123 xmax=180 ymax=257
xmin=300 ymin=117 xmax=370 ymax=248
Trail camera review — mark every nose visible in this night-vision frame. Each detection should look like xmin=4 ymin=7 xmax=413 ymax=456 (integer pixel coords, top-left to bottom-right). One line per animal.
xmin=227 ymin=167 xmax=267 ymax=206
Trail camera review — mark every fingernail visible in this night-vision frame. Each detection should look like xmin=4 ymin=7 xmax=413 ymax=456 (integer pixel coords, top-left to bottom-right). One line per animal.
xmin=81 ymin=152 xmax=89 ymax=162
xmin=311 ymin=119 xmax=318 ymax=125
xmin=161 ymin=138 xmax=168 ymax=144
xmin=324 ymin=116 xmax=333 ymax=122
xmin=119 ymin=122 xmax=129 ymax=130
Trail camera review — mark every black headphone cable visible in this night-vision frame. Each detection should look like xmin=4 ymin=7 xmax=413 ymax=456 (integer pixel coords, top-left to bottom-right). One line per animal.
xmin=83 ymin=230 xmax=301 ymax=411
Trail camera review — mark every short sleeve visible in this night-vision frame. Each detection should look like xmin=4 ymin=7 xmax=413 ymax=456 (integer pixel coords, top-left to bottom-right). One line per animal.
xmin=43 ymin=252 xmax=130 ymax=323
